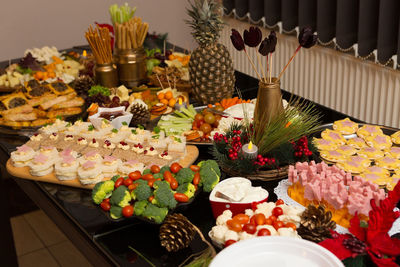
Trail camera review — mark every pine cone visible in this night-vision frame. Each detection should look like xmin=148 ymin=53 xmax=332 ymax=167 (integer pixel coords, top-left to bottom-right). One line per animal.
xmin=130 ymin=103 xmax=150 ymax=126
xmin=297 ymin=204 xmax=336 ymax=242
xmin=72 ymin=75 xmax=94 ymax=98
xmin=159 ymin=213 xmax=196 ymax=252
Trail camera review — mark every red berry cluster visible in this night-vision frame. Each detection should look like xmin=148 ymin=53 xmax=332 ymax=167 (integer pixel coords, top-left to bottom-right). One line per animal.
xmin=213 ymin=132 xmax=228 ymax=143
xmin=255 ymin=154 xmax=276 ymax=166
xmin=228 ymin=130 xmax=243 ymax=160
xmin=293 ymin=136 xmax=312 ymax=157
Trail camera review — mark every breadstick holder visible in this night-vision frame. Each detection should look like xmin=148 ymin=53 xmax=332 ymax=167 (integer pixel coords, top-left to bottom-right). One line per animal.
xmin=94 ymin=63 xmax=119 ymax=88
xmin=114 ymin=48 xmax=147 ymax=88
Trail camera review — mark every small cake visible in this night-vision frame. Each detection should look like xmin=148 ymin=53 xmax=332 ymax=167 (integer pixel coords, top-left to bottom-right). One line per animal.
xmin=385 ymin=146 xmax=400 ymax=159
xmin=101 ymin=155 xmax=121 ymax=177
xmin=126 ymin=130 xmax=146 ymax=145
xmin=346 ymin=155 xmax=371 ymax=168
xmin=391 ymin=131 xmax=400 ymax=145
xmin=319 ymin=150 xmax=346 ymax=162
xmin=336 ymin=160 xmax=365 ymax=174
xmin=364 ymin=134 xmax=392 ymax=150
xmin=336 ymin=145 xmax=358 ymax=156
xmin=364 ymin=166 xmax=390 ymax=178
xmin=312 ymin=138 xmax=338 ymax=151
xmin=55 ymin=155 xmax=79 ymax=181
xmin=148 ymin=136 xmax=167 ymax=150
xmin=59 ymin=148 xmax=78 ymax=158
xmin=38 ymin=146 xmax=58 ymax=162
xmin=81 ymin=150 xmax=103 ymax=163
xmin=167 ymin=135 xmax=186 ymax=153
xmin=131 ymin=143 xmax=145 ymax=154
xmin=11 ymin=145 xmax=36 ymax=167
xmin=78 ymin=161 xmax=104 ymax=185
xmin=320 ymin=129 xmax=346 ymax=145
xmin=117 ymin=141 xmax=130 ymax=151
xmin=118 ymin=160 xmax=145 ymax=176
xmin=387 ymin=175 xmax=400 ymax=190
xmin=102 ymin=128 xmax=125 ymax=143
xmin=332 ymin=118 xmax=358 ymax=135
xmin=360 ymin=173 xmax=390 ymax=186
xmin=375 ymin=156 xmax=400 ymax=171
xmin=28 ymin=153 xmax=54 ymax=176
xmin=25 ymin=133 xmax=47 ymax=150
xmin=346 ymin=137 xmax=367 ymax=149
xmin=357 ymin=125 xmax=383 ymax=139
xmin=357 ymin=147 xmax=384 ymax=160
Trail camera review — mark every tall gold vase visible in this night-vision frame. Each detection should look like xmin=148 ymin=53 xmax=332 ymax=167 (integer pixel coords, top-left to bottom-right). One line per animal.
xmin=254 ymin=78 xmax=284 ymax=131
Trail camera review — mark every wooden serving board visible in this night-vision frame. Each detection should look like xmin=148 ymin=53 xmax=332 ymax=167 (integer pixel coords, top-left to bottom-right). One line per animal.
xmin=6 ymin=145 xmax=199 ymax=190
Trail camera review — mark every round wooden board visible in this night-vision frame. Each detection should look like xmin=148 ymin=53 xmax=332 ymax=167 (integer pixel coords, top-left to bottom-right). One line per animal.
xmin=6 ymin=145 xmax=199 ymax=190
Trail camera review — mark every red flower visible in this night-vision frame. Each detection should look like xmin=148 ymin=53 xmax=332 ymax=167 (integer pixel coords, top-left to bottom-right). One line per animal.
xmin=243 ymin=26 xmax=262 ymax=47
xmin=230 ymin=29 xmax=245 ymax=51
xmin=319 ymin=181 xmax=400 ymax=266
xmin=95 ymin=22 xmax=114 ymax=49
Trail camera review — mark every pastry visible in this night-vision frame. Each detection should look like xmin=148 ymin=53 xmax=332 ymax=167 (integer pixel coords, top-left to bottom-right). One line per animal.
xmin=385 ymin=146 xmax=400 ymax=159
xmin=11 ymin=145 xmax=36 ymax=167
xmin=364 ymin=134 xmax=392 ymax=150
xmin=312 ymin=138 xmax=338 ymax=151
xmin=55 ymin=155 xmax=79 ymax=181
xmin=387 ymin=175 xmax=400 ymax=190
xmin=346 ymin=137 xmax=367 ymax=149
xmin=357 ymin=147 xmax=384 ymax=160
xmin=375 ymin=156 xmax=400 ymax=171
xmin=391 ymin=131 xmax=400 ymax=145
xmin=336 ymin=145 xmax=357 ymax=156
xmin=319 ymin=150 xmax=346 ymax=162
xmin=332 ymin=118 xmax=358 ymax=135
xmin=321 ymin=129 xmax=346 ymax=145
xmin=28 ymin=153 xmax=54 ymax=176
xmin=78 ymin=161 xmax=104 ymax=185
xmin=336 ymin=160 xmax=365 ymax=174
xmin=357 ymin=125 xmax=383 ymax=139
xmin=101 ymin=155 xmax=122 ymax=177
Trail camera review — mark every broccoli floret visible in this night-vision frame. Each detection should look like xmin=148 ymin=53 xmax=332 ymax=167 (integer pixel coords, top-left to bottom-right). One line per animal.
xmin=142 ymin=169 xmax=151 ymax=175
xmin=152 ymin=180 xmax=177 ymax=209
xmin=111 ymin=175 xmax=121 ymax=182
xmin=110 ymin=205 xmax=123 ymax=219
xmin=92 ymin=180 xmax=115 ymax=204
xmin=134 ymin=200 xmax=148 ymax=216
xmin=160 ymin=166 xmax=170 ymax=174
xmin=130 ymin=180 xmax=152 ymax=201
xmin=198 ymin=160 xmax=221 ymax=192
xmin=142 ymin=203 xmax=168 ymax=223
xmin=110 ymin=185 xmax=131 ymax=207
xmin=175 ymin=168 xmax=195 ymax=185
xmin=153 ymin=173 xmax=163 ymax=179
xmin=176 ymin=183 xmax=196 ymax=199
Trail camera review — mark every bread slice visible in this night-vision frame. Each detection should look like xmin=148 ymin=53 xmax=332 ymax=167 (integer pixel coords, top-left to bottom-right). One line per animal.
xmin=40 ymin=92 xmax=77 ymax=110
xmin=52 ymin=97 xmax=84 ymax=109
xmin=47 ymin=107 xmax=82 ymax=118
xmin=3 ymin=112 xmax=37 ymax=121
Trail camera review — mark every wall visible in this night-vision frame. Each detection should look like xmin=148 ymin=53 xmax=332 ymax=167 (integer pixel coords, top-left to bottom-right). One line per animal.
xmin=0 ymin=0 xmax=197 ymax=61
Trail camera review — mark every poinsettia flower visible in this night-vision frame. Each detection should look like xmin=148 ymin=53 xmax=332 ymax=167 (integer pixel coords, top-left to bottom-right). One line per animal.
xmin=230 ymin=29 xmax=245 ymax=51
xmin=243 ymin=26 xmax=262 ymax=47
xmin=298 ymin=26 xmax=317 ymax=48
xmin=95 ymin=22 xmax=115 ymax=49
xmin=318 ymin=230 xmax=353 ymax=260
xmin=258 ymin=31 xmax=277 ymax=56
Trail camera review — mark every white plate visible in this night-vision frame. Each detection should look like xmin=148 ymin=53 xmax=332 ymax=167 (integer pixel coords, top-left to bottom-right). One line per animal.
xmin=209 ymin=236 xmax=344 ymax=267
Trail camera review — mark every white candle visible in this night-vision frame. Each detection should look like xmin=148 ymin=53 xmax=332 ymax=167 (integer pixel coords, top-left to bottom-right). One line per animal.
xmin=242 ymin=141 xmax=258 ymax=159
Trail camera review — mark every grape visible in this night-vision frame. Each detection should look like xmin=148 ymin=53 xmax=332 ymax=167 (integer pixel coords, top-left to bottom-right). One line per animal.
xmin=154 ymin=52 xmax=165 ymax=61
xmin=165 ymin=50 xmax=172 ymax=57
xmin=112 ymin=96 xmax=120 ymax=104
xmin=109 ymin=102 xmax=120 ymax=108
xmin=121 ymin=101 xmax=130 ymax=110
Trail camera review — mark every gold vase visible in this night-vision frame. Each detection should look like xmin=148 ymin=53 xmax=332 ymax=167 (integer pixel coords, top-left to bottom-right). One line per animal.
xmin=254 ymin=78 xmax=284 ymax=130
xmin=114 ymin=48 xmax=147 ymax=88
xmin=94 ymin=63 xmax=119 ymax=88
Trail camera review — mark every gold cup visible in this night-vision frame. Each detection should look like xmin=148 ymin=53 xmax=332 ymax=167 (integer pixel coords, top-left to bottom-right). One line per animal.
xmin=254 ymin=78 xmax=284 ymax=130
xmin=94 ymin=63 xmax=119 ymax=88
xmin=114 ymin=48 xmax=147 ymax=88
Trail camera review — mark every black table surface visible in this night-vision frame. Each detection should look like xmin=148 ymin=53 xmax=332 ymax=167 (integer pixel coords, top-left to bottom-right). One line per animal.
xmin=0 ymin=49 xmax=375 ymax=266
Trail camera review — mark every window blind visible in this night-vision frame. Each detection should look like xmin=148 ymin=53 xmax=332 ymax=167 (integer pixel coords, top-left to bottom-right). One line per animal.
xmin=223 ymin=0 xmax=400 ymax=67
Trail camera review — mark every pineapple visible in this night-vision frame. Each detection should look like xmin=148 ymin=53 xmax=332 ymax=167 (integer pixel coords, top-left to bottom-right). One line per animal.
xmin=186 ymin=0 xmax=235 ymax=105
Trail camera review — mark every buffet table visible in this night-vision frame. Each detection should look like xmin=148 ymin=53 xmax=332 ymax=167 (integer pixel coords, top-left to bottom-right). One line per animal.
xmin=2 ymin=47 xmax=399 ymax=266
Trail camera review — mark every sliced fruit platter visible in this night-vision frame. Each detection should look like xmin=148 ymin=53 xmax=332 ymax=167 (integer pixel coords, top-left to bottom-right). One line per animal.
xmin=91 ymin=160 xmax=220 ymax=223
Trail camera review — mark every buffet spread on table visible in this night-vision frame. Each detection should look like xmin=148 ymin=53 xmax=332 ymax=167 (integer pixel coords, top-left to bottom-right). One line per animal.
xmin=3 ymin=1 xmax=400 ymax=267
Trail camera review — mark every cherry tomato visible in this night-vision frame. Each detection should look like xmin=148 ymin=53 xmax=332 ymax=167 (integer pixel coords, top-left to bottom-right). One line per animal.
xmin=100 ymin=201 xmax=111 ymax=211
xmin=115 ymin=177 xmax=124 ymax=188
xmin=128 ymin=171 xmax=141 ymax=181
xmin=192 ymin=172 xmax=200 ymax=185
xmin=242 ymin=223 xmax=257 ymax=234
xmin=250 ymin=215 xmax=257 ymax=225
xmin=170 ymin=163 xmax=182 ymax=174
xmin=148 ymin=196 xmax=154 ymax=202
xmin=254 ymin=213 xmax=266 ymax=225
xmin=128 ymin=184 xmax=138 ymax=191
xmin=285 ymin=222 xmax=297 ymax=231
xmin=269 ymin=215 xmax=277 ymax=222
xmin=148 ymin=178 xmax=155 ymax=187
xmin=265 ymin=218 xmax=273 ymax=225
xmin=224 ymin=240 xmax=236 ymax=247
xmin=122 ymin=205 xmax=134 ymax=217
xmin=273 ymin=220 xmax=285 ymax=230
xmin=190 ymin=165 xmax=200 ymax=172
xmin=276 ymin=199 xmax=284 ymax=205
xmin=104 ymin=198 xmax=110 ymax=203
xmin=272 ymin=207 xmax=283 ymax=217
xmin=194 ymin=113 xmax=204 ymax=122
xmin=123 ymin=178 xmax=133 ymax=187
xmin=163 ymin=171 xmax=173 ymax=182
xmin=257 ymin=228 xmax=271 ymax=236
xmin=142 ymin=173 xmax=154 ymax=181
xmin=150 ymin=165 xmax=160 ymax=174
xmin=174 ymin=193 xmax=189 ymax=202
xmin=226 ymin=219 xmax=242 ymax=232
xmin=232 ymin=214 xmax=250 ymax=224
xmin=170 ymin=177 xmax=178 ymax=190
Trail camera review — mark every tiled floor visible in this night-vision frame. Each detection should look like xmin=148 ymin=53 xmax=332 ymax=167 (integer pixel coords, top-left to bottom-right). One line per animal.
xmin=10 ymin=209 xmax=92 ymax=267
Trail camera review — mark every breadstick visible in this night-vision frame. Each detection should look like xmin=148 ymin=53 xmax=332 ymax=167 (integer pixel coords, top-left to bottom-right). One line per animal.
xmin=139 ymin=22 xmax=149 ymax=46
xmin=129 ymin=28 xmax=137 ymax=49
xmin=118 ymin=24 xmax=122 ymax=49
